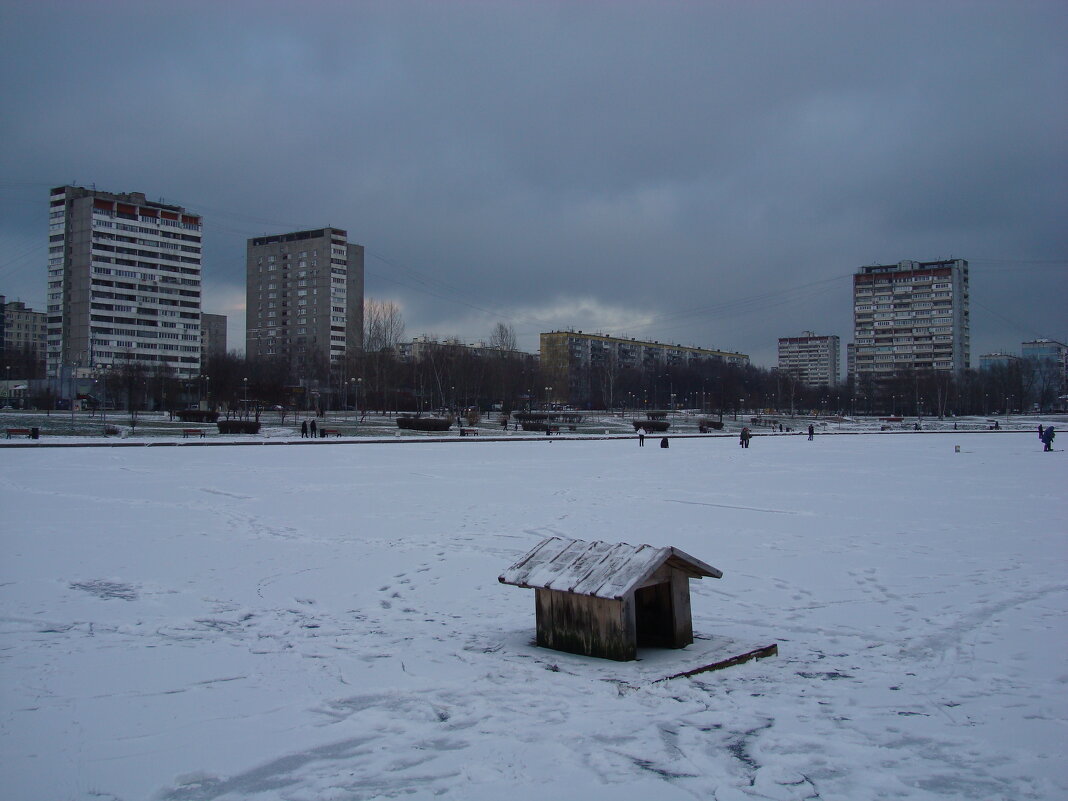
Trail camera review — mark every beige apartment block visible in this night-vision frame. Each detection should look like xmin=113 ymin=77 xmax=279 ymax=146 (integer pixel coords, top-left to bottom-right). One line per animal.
xmin=46 ymin=185 xmax=203 ymax=378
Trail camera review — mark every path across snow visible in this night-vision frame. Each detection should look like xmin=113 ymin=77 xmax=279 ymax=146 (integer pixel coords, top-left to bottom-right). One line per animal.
xmin=1 ymin=433 xmax=1065 ymax=800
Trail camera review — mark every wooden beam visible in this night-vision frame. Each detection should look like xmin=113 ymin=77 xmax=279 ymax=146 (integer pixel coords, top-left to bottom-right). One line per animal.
xmin=654 ymin=644 xmax=778 ymax=682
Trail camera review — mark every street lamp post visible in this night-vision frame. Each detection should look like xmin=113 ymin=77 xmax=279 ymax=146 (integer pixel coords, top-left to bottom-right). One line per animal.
xmin=100 ymin=364 xmax=109 ymax=431
xmin=70 ymin=360 xmax=81 ymax=433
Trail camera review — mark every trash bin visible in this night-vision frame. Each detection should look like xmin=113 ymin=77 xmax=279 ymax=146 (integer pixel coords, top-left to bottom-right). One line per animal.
xmin=30 ymin=427 xmax=40 ymax=440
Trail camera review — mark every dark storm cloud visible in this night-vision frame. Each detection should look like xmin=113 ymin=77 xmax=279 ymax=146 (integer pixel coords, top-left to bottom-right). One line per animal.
xmin=1 ymin=0 xmax=1065 ymax=364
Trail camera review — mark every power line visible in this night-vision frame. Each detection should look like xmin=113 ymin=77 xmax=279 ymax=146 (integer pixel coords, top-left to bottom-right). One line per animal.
xmin=971 ymin=298 xmax=1059 ymax=342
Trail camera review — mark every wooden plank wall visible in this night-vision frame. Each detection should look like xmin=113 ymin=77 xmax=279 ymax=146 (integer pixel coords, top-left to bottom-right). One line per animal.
xmin=669 ymin=569 xmax=694 ymax=648
xmin=535 ymin=588 xmax=636 ymax=661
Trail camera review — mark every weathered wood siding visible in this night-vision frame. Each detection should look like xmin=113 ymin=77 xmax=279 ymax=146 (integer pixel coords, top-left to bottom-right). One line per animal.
xmin=535 ymin=588 xmax=636 ymax=661
xmin=634 ymin=566 xmax=693 ymax=648
xmin=669 ymin=569 xmax=694 ymax=648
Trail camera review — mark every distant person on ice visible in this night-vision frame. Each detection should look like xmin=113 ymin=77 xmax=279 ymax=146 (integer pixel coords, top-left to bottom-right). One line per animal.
xmin=1041 ymin=426 xmax=1055 ymax=452
xmin=638 ymin=427 xmax=646 ymax=447
xmin=739 ymin=427 xmax=751 ymax=448
xmin=808 ymin=424 xmax=814 ymax=441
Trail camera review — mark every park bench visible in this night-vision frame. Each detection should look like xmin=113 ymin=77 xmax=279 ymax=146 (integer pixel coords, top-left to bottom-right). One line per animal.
xmin=5 ymin=428 xmax=32 ymax=439
xmin=181 ymin=428 xmax=207 ymax=438
xmin=321 ymin=428 xmax=341 ymax=437
xmin=459 ymin=427 xmax=479 ymax=436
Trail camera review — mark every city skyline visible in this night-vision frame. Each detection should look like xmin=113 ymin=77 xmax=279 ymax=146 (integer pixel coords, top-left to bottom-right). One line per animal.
xmin=1 ymin=2 xmax=1065 ymax=367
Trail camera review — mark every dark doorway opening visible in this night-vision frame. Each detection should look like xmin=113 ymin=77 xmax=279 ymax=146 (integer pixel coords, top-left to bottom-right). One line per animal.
xmin=634 ymin=583 xmax=674 ymax=648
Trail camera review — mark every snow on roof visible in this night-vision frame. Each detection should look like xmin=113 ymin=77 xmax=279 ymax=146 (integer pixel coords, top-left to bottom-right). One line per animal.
xmin=498 ymin=536 xmax=722 ymax=600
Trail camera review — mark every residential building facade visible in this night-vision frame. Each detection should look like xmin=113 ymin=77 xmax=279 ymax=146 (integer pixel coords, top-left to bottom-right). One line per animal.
xmin=397 ymin=335 xmax=528 ymax=363
xmin=978 ymin=352 xmax=1019 ymax=371
xmin=245 ymin=228 xmax=364 ymax=373
xmin=200 ymin=312 xmax=227 ymax=362
xmin=540 ymin=330 xmax=749 ymax=404
xmin=1021 ymin=338 xmax=1067 ymax=398
xmin=46 ymin=185 xmax=203 ymax=379
xmin=777 ymin=331 xmax=839 ymax=387
xmin=2 ymin=299 xmax=47 ymax=378
xmin=851 ymin=259 xmax=970 ymax=379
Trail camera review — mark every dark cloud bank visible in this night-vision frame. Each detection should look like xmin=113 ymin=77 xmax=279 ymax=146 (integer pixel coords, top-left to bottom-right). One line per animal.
xmin=1 ymin=0 xmax=1065 ymax=364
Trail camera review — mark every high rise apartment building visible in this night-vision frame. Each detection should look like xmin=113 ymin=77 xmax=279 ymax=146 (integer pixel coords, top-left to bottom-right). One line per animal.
xmin=777 ymin=331 xmax=839 ymax=387
xmin=46 ymin=185 xmax=203 ymax=378
xmin=851 ymin=259 xmax=969 ymax=378
xmin=245 ymin=228 xmax=364 ymax=371
xmin=200 ymin=312 xmax=227 ymax=362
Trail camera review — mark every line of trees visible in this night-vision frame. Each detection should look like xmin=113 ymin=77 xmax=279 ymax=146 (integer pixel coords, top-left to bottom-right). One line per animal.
xmin=9 ymin=303 xmax=1062 ymax=417
xmin=182 ymin=346 xmax=1060 ymax=419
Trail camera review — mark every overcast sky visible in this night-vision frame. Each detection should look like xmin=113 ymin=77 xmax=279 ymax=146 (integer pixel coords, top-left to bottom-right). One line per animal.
xmin=1 ymin=0 xmax=1065 ymax=366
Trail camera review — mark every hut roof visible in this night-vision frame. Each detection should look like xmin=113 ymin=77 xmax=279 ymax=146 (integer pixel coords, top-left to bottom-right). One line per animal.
xmin=498 ymin=536 xmax=722 ymax=600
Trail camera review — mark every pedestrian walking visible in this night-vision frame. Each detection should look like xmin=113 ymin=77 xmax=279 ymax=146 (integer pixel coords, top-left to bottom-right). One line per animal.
xmin=807 ymin=424 xmax=814 ymax=441
xmin=1038 ymin=424 xmax=1044 ymax=439
xmin=1041 ymin=425 xmax=1055 ymax=451
xmin=310 ymin=419 xmax=317 ymax=437
xmin=301 ymin=420 xmax=308 ymax=438
xmin=739 ymin=427 xmax=751 ymax=448
xmin=638 ymin=427 xmax=646 ymax=447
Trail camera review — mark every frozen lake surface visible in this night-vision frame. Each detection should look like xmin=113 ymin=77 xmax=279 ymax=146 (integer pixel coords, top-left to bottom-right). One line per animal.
xmin=2 ymin=432 xmax=1065 ymax=800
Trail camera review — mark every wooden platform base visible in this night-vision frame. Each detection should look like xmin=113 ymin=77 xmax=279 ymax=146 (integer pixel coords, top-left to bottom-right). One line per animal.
xmin=485 ymin=629 xmax=779 ymax=685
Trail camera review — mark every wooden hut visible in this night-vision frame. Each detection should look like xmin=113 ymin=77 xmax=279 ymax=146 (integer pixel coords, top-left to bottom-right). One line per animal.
xmin=499 ymin=536 xmax=722 ymax=661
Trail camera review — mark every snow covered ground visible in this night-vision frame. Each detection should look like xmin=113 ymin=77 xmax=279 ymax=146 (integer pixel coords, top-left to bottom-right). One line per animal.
xmin=1 ymin=432 xmax=1065 ymax=800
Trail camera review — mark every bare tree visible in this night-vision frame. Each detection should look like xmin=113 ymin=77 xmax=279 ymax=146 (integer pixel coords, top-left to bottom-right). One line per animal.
xmin=488 ymin=322 xmax=517 ymax=352
xmin=364 ymin=299 xmax=406 ymax=353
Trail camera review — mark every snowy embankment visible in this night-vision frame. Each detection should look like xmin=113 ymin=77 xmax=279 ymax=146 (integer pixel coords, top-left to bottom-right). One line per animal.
xmin=1 ymin=433 xmax=1065 ymax=800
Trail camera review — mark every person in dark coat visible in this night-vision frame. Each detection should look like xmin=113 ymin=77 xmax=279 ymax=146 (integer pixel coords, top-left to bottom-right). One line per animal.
xmin=301 ymin=420 xmax=308 ymax=438
xmin=1038 ymin=424 xmax=1044 ymax=439
xmin=310 ymin=419 xmax=317 ymax=437
xmin=807 ymin=424 xmax=814 ymax=441
xmin=1041 ymin=425 xmax=1055 ymax=451
xmin=739 ymin=427 xmax=751 ymax=448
